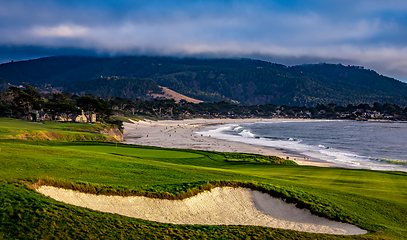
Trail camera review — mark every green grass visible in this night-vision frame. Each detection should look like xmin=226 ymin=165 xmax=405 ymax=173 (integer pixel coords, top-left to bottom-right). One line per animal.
xmin=0 ymin=118 xmax=406 ymax=239
xmin=222 ymin=152 xmax=297 ymax=165
xmin=111 ymin=115 xmax=138 ymax=123
xmin=0 ymin=118 xmax=116 ymax=141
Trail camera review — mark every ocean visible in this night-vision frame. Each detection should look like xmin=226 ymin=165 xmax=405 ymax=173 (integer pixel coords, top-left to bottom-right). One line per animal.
xmin=197 ymin=120 xmax=407 ymax=172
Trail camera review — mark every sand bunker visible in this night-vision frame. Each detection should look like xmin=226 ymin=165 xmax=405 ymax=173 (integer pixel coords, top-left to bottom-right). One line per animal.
xmin=37 ymin=186 xmax=366 ymax=235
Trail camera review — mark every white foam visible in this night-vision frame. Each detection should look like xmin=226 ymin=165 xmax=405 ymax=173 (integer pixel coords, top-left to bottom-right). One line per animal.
xmin=197 ymin=123 xmax=407 ymax=172
xmin=239 ymin=129 xmax=256 ymax=138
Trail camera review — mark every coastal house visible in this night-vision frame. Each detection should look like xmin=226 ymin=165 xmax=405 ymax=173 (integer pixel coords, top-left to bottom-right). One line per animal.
xmin=55 ymin=114 xmax=72 ymax=122
xmin=27 ymin=110 xmax=52 ymax=122
xmin=75 ymin=110 xmax=96 ymax=123
xmin=27 ymin=110 xmax=96 ymax=123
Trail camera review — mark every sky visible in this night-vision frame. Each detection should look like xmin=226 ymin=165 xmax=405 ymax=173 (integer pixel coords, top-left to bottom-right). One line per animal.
xmin=1 ymin=0 xmax=407 ymax=82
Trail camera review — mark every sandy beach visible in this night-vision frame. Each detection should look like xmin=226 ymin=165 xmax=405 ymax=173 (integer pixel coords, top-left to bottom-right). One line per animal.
xmin=122 ymin=118 xmax=335 ymax=167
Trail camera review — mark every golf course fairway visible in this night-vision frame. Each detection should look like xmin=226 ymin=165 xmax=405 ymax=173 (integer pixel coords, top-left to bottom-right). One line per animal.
xmin=1 ymin=118 xmax=406 ymax=239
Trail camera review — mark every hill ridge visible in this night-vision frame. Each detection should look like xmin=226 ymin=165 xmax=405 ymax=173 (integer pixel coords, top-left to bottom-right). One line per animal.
xmin=1 ymin=56 xmax=406 ymax=107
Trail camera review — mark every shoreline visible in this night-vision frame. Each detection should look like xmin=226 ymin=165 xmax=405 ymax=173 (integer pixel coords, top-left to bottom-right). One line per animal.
xmin=122 ymin=118 xmax=336 ymax=168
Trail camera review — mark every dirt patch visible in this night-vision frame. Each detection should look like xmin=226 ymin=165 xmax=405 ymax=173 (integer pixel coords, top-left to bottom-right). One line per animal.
xmin=45 ymin=131 xmax=61 ymax=140
xmin=35 ymin=131 xmax=52 ymax=140
xmin=149 ymin=86 xmax=203 ymax=104
xmin=100 ymin=128 xmax=123 ymax=141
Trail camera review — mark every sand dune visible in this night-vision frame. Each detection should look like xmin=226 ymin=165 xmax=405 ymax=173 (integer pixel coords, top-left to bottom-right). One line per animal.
xmin=37 ymin=186 xmax=366 ymax=235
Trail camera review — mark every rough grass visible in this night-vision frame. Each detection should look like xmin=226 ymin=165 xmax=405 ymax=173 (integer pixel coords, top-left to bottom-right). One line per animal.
xmin=0 ymin=118 xmax=406 ymax=239
xmin=0 ymin=118 xmax=116 ymax=142
xmin=111 ymin=115 xmax=135 ymax=123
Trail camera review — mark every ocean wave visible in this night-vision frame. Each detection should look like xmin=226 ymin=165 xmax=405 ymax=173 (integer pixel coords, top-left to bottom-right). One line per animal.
xmin=288 ymin=138 xmax=300 ymax=141
xmin=239 ymin=130 xmax=256 ymax=138
xmin=233 ymin=126 xmax=243 ymax=131
xmin=196 ymin=123 xmax=407 ymax=172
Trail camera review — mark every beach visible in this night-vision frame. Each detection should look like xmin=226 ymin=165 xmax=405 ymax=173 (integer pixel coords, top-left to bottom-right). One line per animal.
xmin=122 ymin=118 xmax=334 ymax=167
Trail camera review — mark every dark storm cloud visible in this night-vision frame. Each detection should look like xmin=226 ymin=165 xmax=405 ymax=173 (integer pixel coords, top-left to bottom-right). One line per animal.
xmin=1 ymin=0 xmax=407 ymax=81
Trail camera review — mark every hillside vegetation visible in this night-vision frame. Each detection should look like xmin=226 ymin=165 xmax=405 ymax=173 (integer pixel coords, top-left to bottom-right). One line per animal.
xmin=1 ymin=56 xmax=407 ymax=106
xmin=64 ymin=76 xmax=163 ymax=99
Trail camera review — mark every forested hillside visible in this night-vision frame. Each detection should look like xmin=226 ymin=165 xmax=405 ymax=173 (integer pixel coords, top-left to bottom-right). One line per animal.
xmin=64 ymin=76 xmax=163 ymax=99
xmin=1 ymin=56 xmax=407 ymax=107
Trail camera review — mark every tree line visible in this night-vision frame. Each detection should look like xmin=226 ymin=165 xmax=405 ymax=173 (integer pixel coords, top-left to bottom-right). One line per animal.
xmin=0 ymin=85 xmax=118 ymax=125
xmin=1 ymin=86 xmax=407 ymax=123
xmin=107 ymin=95 xmax=407 ymax=121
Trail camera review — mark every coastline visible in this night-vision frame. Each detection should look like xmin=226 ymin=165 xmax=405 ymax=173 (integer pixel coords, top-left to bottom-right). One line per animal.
xmin=122 ymin=118 xmax=336 ymax=168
